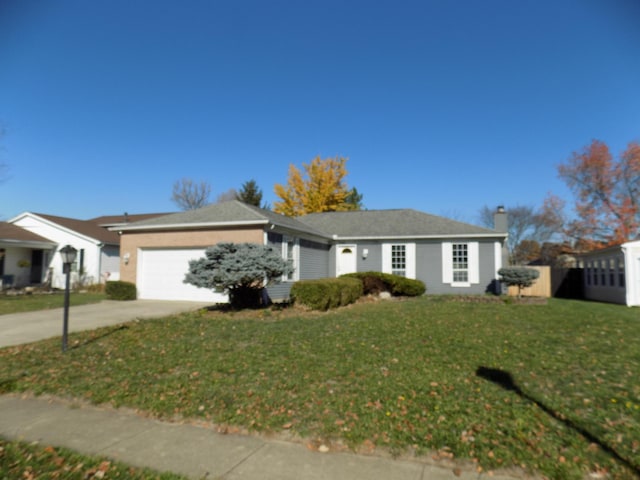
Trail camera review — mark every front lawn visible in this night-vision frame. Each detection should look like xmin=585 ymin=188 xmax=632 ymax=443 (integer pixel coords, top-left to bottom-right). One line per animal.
xmin=0 ymin=438 xmax=187 ymax=480
xmin=1 ymin=297 xmax=638 ymax=479
xmin=0 ymin=292 xmax=105 ymax=315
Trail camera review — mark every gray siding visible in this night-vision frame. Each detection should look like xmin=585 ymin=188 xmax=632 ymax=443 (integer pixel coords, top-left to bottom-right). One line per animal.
xmin=265 ymin=232 xmax=330 ymax=302
xmin=355 ymin=242 xmax=383 ymax=274
xmin=347 ymin=239 xmax=500 ymax=295
xmin=100 ymin=245 xmax=120 ymax=281
xmin=269 ymin=233 xmax=502 ymax=299
xmin=583 ymin=250 xmax=627 ymax=305
xmin=417 ymin=240 xmax=498 ymax=295
xmin=299 ymin=239 xmax=330 ymax=279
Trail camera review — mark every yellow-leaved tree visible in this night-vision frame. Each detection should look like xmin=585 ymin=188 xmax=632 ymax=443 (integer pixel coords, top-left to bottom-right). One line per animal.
xmin=274 ymin=156 xmax=361 ymax=216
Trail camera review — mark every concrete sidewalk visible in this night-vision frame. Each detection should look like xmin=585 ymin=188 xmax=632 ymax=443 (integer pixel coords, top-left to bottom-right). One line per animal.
xmin=0 ymin=300 xmax=211 ymax=348
xmin=0 ymin=395 xmax=523 ymax=480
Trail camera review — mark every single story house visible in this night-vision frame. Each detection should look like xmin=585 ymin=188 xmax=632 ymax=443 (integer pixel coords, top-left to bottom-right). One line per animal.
xmin=581 ymin=240 xmax=640 ymax=306
xmin=115 ymin=201 xmax=509 ymax=302
xmin=7 ymin=212 xmax=167 ymax=289
xmin=0 ymin=222 xmax=57 ymax=288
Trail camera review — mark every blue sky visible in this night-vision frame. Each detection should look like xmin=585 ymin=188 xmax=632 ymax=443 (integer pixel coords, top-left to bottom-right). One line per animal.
xmin=1 ymin=0 xmax=639 ymax=224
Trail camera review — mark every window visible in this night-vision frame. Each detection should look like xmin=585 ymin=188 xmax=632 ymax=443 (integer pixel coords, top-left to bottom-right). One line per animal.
xmin=382 ymin=243 xmax=416 ymax=279
xmin=600 ymin=260 xmax=606 ymax=285
xmin=452 ymin=244 xmax=468 ymax=282
xmin=391 ymin=245 xmax=406 ymax=276
xmin=586 ymin=261 xmax=591 ymax=286
xmin=594 ymin=262 xmax=598 ymax=285
xmin=618 ymin=257 xmax=625 ymax=287
xmin=282 ymin=236 xmax=299 ymax=281
xmin=609 ymin=258 xmax=616 ymax=286
xmin=442 ymin=242 xmax=479 ymax=286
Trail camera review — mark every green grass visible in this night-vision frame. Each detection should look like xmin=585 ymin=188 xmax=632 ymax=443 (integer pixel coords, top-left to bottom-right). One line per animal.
xmin=0 ymin=438 xmax=187 ymax=479
xmin=1 ymin=297 xmax=638 ymax=479
xmin=0 ymin=292 xmax=105 ymax=315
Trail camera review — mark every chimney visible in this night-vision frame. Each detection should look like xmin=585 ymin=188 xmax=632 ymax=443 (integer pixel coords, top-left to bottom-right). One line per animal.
xmin=494 ymin=206 xmax=508 ymax=233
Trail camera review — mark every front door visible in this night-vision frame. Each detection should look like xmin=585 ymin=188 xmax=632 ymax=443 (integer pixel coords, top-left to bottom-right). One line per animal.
xmin=31 ymin=250 xmax=44 ymax=284
xmin=336 ymin=245 xmax=357 ymax=276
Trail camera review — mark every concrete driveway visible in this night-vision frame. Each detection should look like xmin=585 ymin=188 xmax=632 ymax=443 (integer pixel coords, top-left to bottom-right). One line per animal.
xmin=0 ymin=300 xmax=212 ymax=348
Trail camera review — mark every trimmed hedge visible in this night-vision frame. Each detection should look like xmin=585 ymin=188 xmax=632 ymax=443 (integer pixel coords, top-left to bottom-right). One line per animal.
xmin=105 ymin=281 xmax=137 ymax=301
xmin=290 ymin=277 xmax=363 ymax=311
xmin=342 ymin=271 xmax=426 ymax=297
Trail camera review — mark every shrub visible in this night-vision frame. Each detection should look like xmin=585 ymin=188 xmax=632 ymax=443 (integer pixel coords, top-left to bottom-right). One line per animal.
xmin=498 ymin=267 xmax=540 ymax=297
xmin=290 ymin=277 xmax=363 ymax=311
xmin=105 ymin=281 xmax=137 ymax=300
xmin=85 ymin=283 xmax=105 ymax=294
xmin=342 ymin=272 xmax=426 ymax=297
xmin=185 ymin=243 xmax=292 ymax=309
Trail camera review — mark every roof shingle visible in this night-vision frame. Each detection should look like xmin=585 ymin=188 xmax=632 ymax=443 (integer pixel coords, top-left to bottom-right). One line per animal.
xmin=297 ymin=209 xmax=502 ymax=238
xmin=0 ymin=222 xmax=56 ymax=244
xmin=116 ymin=202 xmax=503 ymax=240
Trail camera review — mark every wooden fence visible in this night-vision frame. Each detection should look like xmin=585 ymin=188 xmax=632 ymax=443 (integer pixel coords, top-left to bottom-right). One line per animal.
xmin=507 ymin=266 xmax=551 ymax=297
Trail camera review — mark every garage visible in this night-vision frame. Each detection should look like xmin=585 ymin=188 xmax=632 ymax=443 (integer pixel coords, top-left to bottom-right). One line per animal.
xmin=137 ymin=248 xmax=227 ymax=303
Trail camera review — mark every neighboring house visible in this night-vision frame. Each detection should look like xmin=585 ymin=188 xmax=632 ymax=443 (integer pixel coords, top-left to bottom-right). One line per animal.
xmin=115 ymin=201 xmax=509 ymax=302
xmin=581 ymin=240 xmax=640 ymax=307
xmin=0 ymin=222 xmax=57 ymax=288
xmin=7 ymin=212 xmax=168 ymax=289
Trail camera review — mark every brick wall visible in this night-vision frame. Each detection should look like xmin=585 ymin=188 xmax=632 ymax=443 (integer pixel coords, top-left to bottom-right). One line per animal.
xmin=119 ymin=227 xmax=264 ymax=284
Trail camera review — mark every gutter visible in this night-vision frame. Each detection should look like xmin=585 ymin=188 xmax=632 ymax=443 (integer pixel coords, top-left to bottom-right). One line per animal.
xmin=112 ymin=219 xmax=269 ymax=233
xmin=331 ymin=233 xmax=508 ymax=241
xmin=0 ymin=239 xmax=57 ymax=249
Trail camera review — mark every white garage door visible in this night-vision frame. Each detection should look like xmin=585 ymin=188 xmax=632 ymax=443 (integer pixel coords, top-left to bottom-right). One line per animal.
xmin=138 ymin=248 xmax=227 ymax=303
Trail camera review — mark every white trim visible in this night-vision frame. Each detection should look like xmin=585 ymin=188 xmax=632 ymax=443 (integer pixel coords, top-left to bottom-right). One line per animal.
xmin=0 ymin=239 xmax=56 ymax=249
xmin=442 ymin=241 xmax=479 ymax=286
xmin=406 ymin=243 xmax=416 ymax=279
xmin=383 ymin=242 xmax=416 ymax=279
xmin=336 ymin=244 xmax=358 ymax=276
xmin=282 ymin=236 xmax=299 ymax=282
xmin=442 ymin=242 xmax=453 ymax=283
xmin=494 ymin=241 xmax=502 ymax=278
xmin=622 ymin=241 xmax=640 ymax=306
xmin=114 ymin=219 xmax=269 ymax=232
xmin=9 ymin=212 xmax=106 ymax=245
xmin=468 ymin=242 xmax=479 ymax=284
xmin=335 ymin=233 xmax=506 ymax=241
xmin=382 ymin=244 xmax=392 ymax=274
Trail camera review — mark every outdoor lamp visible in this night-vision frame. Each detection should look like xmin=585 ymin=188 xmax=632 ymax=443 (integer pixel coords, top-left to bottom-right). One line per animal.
xmin=60 ymin=244 xmax=77 ymax=273
xmin=59 ymin=244 xmax=77 ymax=352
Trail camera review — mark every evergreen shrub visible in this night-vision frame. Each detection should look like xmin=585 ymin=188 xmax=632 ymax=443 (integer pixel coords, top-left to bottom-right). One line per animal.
xmin=498 ymin=267 xmax=540 ymax=297
xmin=290 ymin=277 xmax=363 ymax=311
xmin=105 ymin=281 xmax=137 ymax=300
xmin=342 ymin=271 xmax=426 ymax=296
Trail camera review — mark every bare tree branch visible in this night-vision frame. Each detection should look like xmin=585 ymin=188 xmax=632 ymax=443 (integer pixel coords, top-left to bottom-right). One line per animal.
xmin=171 ymin=178 xmax=211 ymax=210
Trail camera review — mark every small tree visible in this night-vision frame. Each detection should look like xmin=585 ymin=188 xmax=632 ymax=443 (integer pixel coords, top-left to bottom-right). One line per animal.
xmin=171 ymin=178 xmax=211 ymax=210
xmin=184 ymin=243 xmax=293 ymax=309
xmin=273 ymin=156 xmax=361 ymax=216
xmin=236 ymin=179 xmax=264 ymax=207
xmin=216 ymin=188 xmax=238 ymax=203
xmin=498 ymin=267 xmax=540 ymax=298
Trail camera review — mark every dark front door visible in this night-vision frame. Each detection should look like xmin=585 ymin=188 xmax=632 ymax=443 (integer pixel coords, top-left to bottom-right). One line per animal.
xmin=31 ymin=250 xmax=44 ymax=284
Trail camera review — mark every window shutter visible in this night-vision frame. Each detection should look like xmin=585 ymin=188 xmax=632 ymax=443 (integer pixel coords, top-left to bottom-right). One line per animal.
xmin=381 ymin=243 xmax=391 ymax=274
xmin=469 ymin=242 xmax=479 ymax=284
xmin=442 ymin=242 xmax=452 ymax=283
xmin=406 ymin=243 xmax=416 ymax=279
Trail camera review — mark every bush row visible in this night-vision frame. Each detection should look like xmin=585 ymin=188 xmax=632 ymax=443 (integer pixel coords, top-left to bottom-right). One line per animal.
xmin=342 ymin=271 xmax=426 ymax=297
xmin=105 ymin=281 xmax=137 ymax=301
xmin=290 ymin=277 xmax=363 ymax=311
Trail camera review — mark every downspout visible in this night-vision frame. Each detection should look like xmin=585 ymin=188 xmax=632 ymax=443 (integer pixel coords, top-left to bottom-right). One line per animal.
xmin=97 ymin=243 xmax=104 ymax=284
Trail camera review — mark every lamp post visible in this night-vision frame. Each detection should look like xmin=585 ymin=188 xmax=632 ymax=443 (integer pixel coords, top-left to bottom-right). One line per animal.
xmin=59 ymin=245 xmax=77 ymax=352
